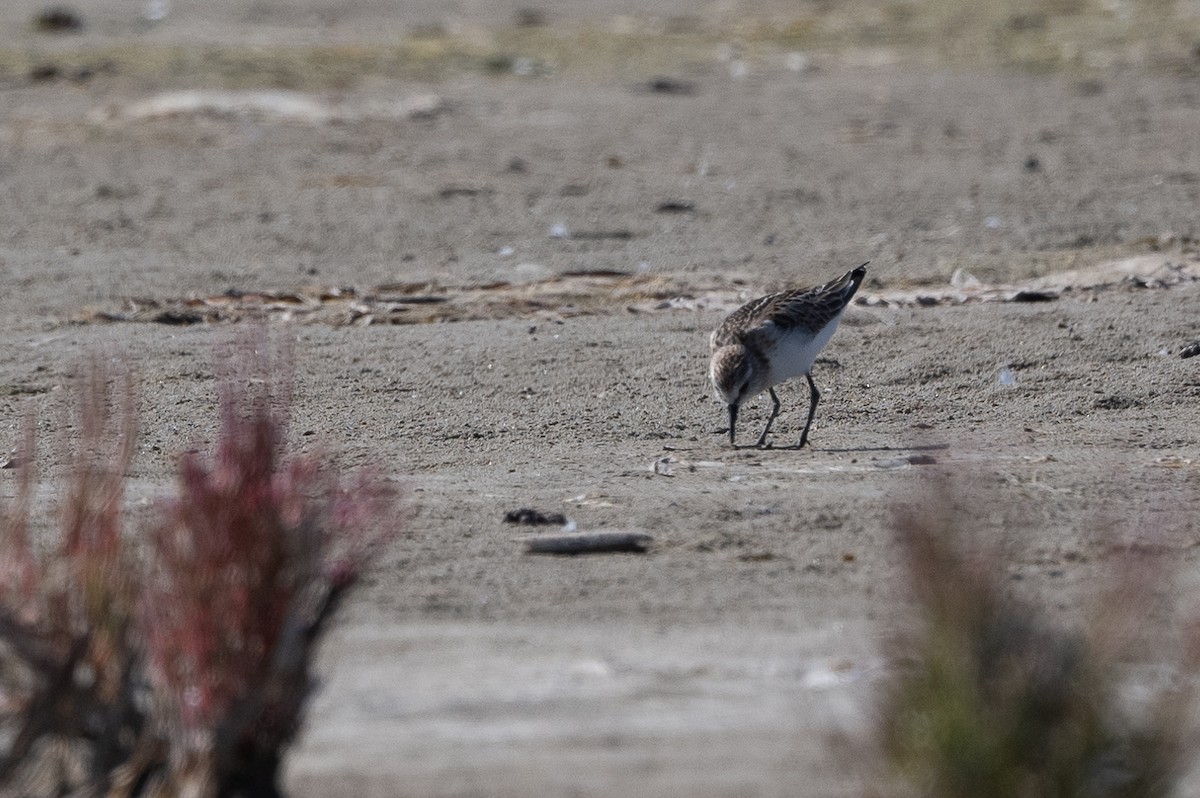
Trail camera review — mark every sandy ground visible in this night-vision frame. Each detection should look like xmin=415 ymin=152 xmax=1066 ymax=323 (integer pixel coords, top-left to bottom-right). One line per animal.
xmin=2 ymin=1 xmax=1200 ymax=795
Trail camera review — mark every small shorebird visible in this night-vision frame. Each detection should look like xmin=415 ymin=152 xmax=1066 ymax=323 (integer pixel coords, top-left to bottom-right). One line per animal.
xmin=709 ymin=262 xmax=867 ymax=448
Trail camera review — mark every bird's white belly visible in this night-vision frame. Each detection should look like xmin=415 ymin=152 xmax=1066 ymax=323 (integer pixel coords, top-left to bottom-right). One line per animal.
xmin=765 ymin=315 xmax=842 ymax=385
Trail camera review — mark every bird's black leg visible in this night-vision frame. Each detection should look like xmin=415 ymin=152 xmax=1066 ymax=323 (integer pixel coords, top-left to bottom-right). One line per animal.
xmin=797 ymin=373 xmax=820 ymax=448
xmin=755 ymin=388 xmax=782 ymax=448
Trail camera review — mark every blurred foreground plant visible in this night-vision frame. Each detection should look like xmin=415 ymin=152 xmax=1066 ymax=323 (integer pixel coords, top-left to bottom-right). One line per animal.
xmin=875 ymin=478 xmax=1198 ymax=798
xmin=0 ymin=344 xmax=404 ymax=797
xmin=0 ymin=363 xmax=140 ymax=795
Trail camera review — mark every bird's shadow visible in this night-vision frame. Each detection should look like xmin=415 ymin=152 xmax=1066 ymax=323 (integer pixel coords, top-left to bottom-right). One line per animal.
xmin=816 ymin=442 xmax=950 ymax=454
xmin=732 ymin=442 xmax=950 ymax=453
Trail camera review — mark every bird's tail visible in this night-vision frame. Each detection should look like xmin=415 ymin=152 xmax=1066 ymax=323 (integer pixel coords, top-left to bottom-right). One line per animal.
xmin=829 ymin=261 xmax=869 ymax=300
xmin=846 ymin=261 xmax=869 ymax=293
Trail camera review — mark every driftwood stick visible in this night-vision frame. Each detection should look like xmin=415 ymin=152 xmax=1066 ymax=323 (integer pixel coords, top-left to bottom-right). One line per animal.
xmin=522 ymin=530 xmax=653 ymax=555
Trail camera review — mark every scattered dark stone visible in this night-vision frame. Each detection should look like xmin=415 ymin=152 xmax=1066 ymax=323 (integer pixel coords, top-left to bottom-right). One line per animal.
xmin=714 ymin=505 xmax=776 ymax=522
xmin=875 ymin=120 xmax=900 ymax=138
xmin=1007 ymin=12 xmax=1045 ymax=31
xmin=559 ymin=183 xmax=589 ymax=197
xmin=656 ymin=200 xmax=695 ymax=213
xmin=483 ymin=55 xmax=515 ymax=74
xmin=570 ymin=230 xmax=634 ymax=240
xmin=664 ymin=15 xmax=702 ymax=34
xmin=643 ymin=77 xmax=696 ymax=95
xmin=29 ymin=64 xmax=61 ymax=82
xmin=438 ymin=185 xmax=493 ymax=199
xmin=377 ymin=295 xmax=449 ymax=305
xmin=504 ymin=507 xmax=567 ymax=526
xmin=1129 ymin=275 xmax=1162 ymax=288
xmin=152 ymin=310 xmax=203 ymax=325
xmin=1094 ymin=395 xmax=1140 ymax=410
xmin=916 ymin=295 xmax=940 ymax=307
xmin=560 ymin=269 xmax=631 ymax=278
xmin=1010 ymin=290 xmax=1057 ymax=303
xmin=0 ymin=385 xmax=48 ymax=397
xmin=1181 ymin=340 xmax=1200 ymax=359
xmin=907 ymin=454 xmax=938 ymax=466
xmin=95 ymin=184 xmax=134 ymax=200
xmin=778 ymin=188 xmax=822 ymax=204
xmin=1024 ymin=155 xmax=1041 ymax=172
xmin=514 ymin=7 xmax=547 ymax=27
xmin=1075 ymin=79 xmax=1105 ymax=96
xmin=410 ymin=23 xmax=448 ymax=38
xmin=33 ymin=6 xmax=83 ymax=33
xmin=605 ymin=155 xmax=623 ymax=168
xmin=506 ymin=157 xmax=528 ymax=173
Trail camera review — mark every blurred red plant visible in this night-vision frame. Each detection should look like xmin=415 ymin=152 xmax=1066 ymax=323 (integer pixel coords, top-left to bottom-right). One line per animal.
xmin=0 ymin=341 xmax=405 ymax=797
xmin=0 ymin=358 xmax=139 ymax=791
xmin=0 ymin=418 xmax=38 ymax=613
xmin=143 ymin=352 xmax=403 ymax=794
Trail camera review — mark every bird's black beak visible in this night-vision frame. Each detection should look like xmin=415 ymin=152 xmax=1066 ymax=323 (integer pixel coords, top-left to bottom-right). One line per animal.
xmin=728 ymin=404 xmax=738 ymax=445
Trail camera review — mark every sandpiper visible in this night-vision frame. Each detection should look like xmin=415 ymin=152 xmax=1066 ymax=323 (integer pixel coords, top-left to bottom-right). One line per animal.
xmin=709 ymin=262 xmax=867 ymax=448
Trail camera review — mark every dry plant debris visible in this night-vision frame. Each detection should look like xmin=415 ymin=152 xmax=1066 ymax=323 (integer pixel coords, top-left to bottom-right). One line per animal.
xmin=71 ymin=252 xmax=1200 ymax=328
xmin=74 ymin=273 xmax=718 ymax=327
xmin=90 ymin=90 xmax=446 ymax=125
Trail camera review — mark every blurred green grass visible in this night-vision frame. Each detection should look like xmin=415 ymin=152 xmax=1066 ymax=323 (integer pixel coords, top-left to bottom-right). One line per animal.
xmin=0 ymin=0 xmax=1197 ymax=89
xmin=873 ymin=478 xmax=1198 ymax=798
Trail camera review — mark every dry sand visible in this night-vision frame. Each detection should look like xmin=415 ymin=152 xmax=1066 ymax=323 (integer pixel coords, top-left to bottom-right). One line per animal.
xmin=2 ymin=1 xmax=1200 ymax=795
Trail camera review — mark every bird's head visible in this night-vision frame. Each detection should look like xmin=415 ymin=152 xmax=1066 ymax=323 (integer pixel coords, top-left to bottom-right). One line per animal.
xmin=710 ymin=345 xmax=754 ymax=444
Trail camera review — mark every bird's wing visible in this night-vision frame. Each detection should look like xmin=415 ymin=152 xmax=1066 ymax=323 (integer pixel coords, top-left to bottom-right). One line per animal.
xmin=758 ymin=285 xmax=851 ymax=335
xmin=712 ymin=265 xmax=866 ymax=350
xmin=755 ymin=266 xmax=864 ymax=335
xmin=710 ymin=292 xmax=776 ymax=351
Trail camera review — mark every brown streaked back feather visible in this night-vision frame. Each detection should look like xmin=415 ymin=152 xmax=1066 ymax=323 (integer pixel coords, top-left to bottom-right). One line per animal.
xmin=711 ymin=263 xmax=867 ymax=350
